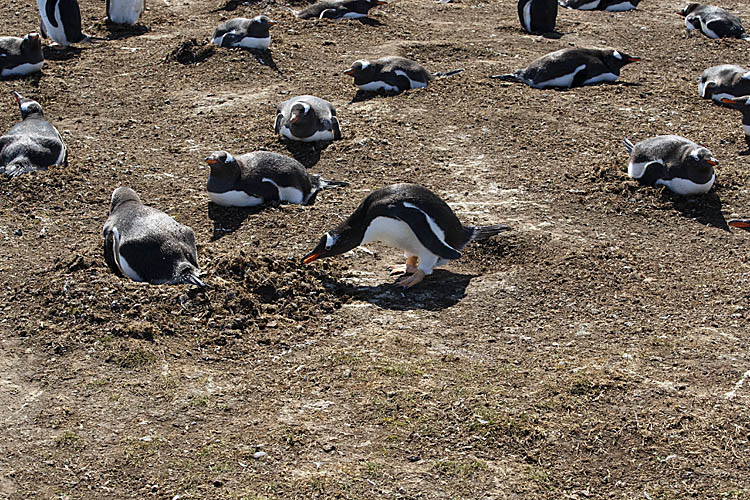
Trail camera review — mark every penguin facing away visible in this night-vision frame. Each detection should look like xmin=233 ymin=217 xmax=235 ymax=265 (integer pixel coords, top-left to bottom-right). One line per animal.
xmin=211 ymin=16 xmax=276 ymax=49
xmin=491 ymin=47 xmax=640 ymax=89
xmin=0 ymin=92 xmax=67 ymax=178
xmin=36 ymin=0 xmax=90 ymax=46
xmin=558 ymin=0 xmax=640 ymax=11
xmin=302 ymin=183 xmax=510 ymax=288
xmin=518 ymin=0 xmax=557 ymax=33
xmin=698 ymin=65 xmax=750 ymax=103
xmin=106 ymin=0 xmax=145 ymax=25
xmin=274 ymin=95 xmax=342 ymax=142
xmin=623 ymin=135 xmax=717 ymax=195
xmin=718 ymin=97 xmax=750 ymax=155
xmin=103 ymin=187 xmax=206 ymax=286
xmin=295 ymin=0 xmax=387 ymax=19
xmin=204 ymin=150 xmax=348 ymax=207
xmin=0 ymin=33 xmax=44 ymax=77
xmin=679 ymin=3 xmax=750 ymax=40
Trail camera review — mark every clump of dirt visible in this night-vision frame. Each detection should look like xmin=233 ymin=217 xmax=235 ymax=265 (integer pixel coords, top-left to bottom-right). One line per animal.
xmin=165 ymin=38 xmax=216 ymax=65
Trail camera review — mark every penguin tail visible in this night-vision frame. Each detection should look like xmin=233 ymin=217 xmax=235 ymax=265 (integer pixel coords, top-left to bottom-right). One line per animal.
xmin=318 ymin=178 xmax=350 ymax=190
xmin=287 ymin=6 xmax=301 ymax=16
xmin=471 ymin=224 xmax=511 ymax=241
xmin=741 ymin=34 xmax=750 ymax=41
xmin=305 ymin=177 xmax=349 ymax=205
xmin=490 ymin=72 xmax=522 ymax=83
xmin=433 ymin=68 xmax=465 ymax=78
xmin=623 ymin=137 xmax=635 ymax=155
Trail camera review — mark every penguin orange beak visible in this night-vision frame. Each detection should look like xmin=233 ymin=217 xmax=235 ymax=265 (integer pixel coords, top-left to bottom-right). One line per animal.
xmin=290 ymin=113 xmax=301 ymax=124
xmin=375 ymin=0 xmax=387 ymax=4
xmin=729 ymin=219 xmax=750 ymax=229
xmin=721 ymin=98 xmax=739 ymax=104
xmin=344 ymin=67 xmax=355 ymax=75
xmin=12 ymin=91 xmax=21 ymax=104
xmin=302 ymin=252 xmax=321 ymax=265
xmin=205 ymin=157 xmax=218 ymax=165
xmin=626 ymin=56 xmax=641 ymax=62
xmin=268 ymin=20 xmax=277 ymax=25
xmin=706 ymin=157 xmax=718 ymax=166
xmin=29 ymin=33 xmax=40 ymax=40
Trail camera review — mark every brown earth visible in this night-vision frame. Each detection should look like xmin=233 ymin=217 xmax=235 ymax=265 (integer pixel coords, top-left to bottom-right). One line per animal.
xmin=1 ymin=0 xmax=750 ymax=498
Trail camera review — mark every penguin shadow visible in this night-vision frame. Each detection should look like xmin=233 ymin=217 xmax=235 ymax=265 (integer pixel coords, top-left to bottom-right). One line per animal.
xmin=103 ymin=21 xmax=150 ymax=40
xmin=349 ymin=89 xmax=400 ymax=103
xmin=668 ymin=191 xmax=729 ymax=231
xmin=356 ymin=17 xmax=384 ymax=26
xmin=336 ymin=269 xmax=475 ymax=311
xmin=211 ymin=0 xmax=259 ymax=11
xmin=281 ymin=140 xmax=332 ymax=168
xmin=207 ymin=203 xmax=264 ymax=240
xmin=42 ymin=45 xmax=83 ymax=61
xmin=1 ymin=72 xmax=43 ymax=86
xmin=247 ymin=49 xmax=280 ymax=73
xmin=540 ymin=30 xmax=563 ymax=39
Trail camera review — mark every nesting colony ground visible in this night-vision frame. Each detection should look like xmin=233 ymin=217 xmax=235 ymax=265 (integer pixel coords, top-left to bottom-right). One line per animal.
xmin=1 ymin=0 xmax=750 ymax=498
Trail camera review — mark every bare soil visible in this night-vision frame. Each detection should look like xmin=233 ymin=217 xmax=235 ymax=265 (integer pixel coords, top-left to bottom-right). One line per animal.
xmin=1 ymin=0 xmax=750 ymax=498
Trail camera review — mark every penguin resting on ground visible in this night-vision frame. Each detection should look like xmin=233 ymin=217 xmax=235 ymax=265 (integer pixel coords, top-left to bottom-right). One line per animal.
xmin=103 ymin=187 xmax=206 ymax=286
xmin=698 ymin=64 xmax=750 ymax=103
xmin=491 ymin=47 xmax=640 ymax=89
xmin=211 ymin=16 xmax=275 ymax=49
xmin=106 ymin=0 xmax=145 ymax=25
xmin=0 ymin=33 xmax=44 ymax=77
xmin=518 ymin=0 xmax=557 ymax=33
xmin=718 ymin=97 xmax=750 ymax=155
xmin=35 ymin=0 xmax=90 ymax=46
xmin=558 ymin=0 xmax=640 ymax=11
xmin=274 ymin=95 xmax=342 ymax=142
xmin=204 ymin=150 xmax=348 ymax=207
xmin=0 ymin=92 xmax=67 ymax=178
xmin=679 ymin=3 xmax=750 ymax=40
xmin=294 ymin=0 xmax=387 ymax=19
xmin=623 ymin=135 xmax=717 ymax=195
xmin=302 ymin=183 xmax=510 ymax=288
xmin=344 ymin=56 xmax=463 ymax=93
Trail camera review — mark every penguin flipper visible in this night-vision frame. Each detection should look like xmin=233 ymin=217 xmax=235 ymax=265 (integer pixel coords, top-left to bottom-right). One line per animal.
xmin=433 ymin=68 xmax=464 ymax=78
xmin=103 ymin=227 xmax=125 ymax=278
xmin=331 ymin=116 xmax=342 ymax=140
xmin=390 ymin=203 xmax=462 ymax=260
xmin=106 ymin=0 xmax=110 ymax=20
xmin=490 ymin=72 xmax=522 ymax=83
xmin=623 ymin=137 xmax=635 ymax=155
xmin=274 ymin=113 xmax=283 ymax=134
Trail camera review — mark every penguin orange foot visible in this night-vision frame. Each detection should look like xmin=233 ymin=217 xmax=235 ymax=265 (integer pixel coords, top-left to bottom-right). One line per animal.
xmin=389 ymin=256 xmax=418 ymax=275
xmin=396 ymin=270 xmax=426 ymax=289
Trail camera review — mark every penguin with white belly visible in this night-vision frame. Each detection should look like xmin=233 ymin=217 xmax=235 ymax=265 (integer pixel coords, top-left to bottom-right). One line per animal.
xmin=623 ymin=135 xmax=717 ymax=195
xmin=303 ymin=183 xmax=510 ymax=288
xmin=36 ymin=0 xmax=90 ymax=46
xmin=343 ymin=56 xmax=463 ymax=93
xmin=559 ymin=0 xmax=641 ymax=11
xmin=679 ymin=3 xmax=750 ymax=40
xmin=204 ymin=150 xmax=348 ymax=207
xmin=274 ymin=95 xmax=342 ymax=142
xmin=698 ymin=65 xmax=750 ymax=104
xmin=106 ymin=0 xmax=145 ymax=25
xmin=518 ymin=0 xmax=557 ymax=33
xmin=0 ymin=33 xmax=44 ymax=77
xmin=211 ymin=16 xmax=276 ymax=49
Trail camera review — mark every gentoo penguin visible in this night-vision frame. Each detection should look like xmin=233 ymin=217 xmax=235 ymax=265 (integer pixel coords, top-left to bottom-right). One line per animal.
xmin=0 ymin=33 xmax=44 ymax=77
xmin=274 ymin=95 xmax=342 ymax=142
xmin=0 ymin=92 xmax=67 ymax=178
xmin=518 ymin=0 xmax=557 ymax=33
xmin=36 ymin=0 xmax=90 ymax=46
xmin=302 ymin=183 xmax=510 ymax=288
xmin=729 ymin=219 xmax=750 ymax=230
xmin=204 ymin=150 xmax=348 ymax=207
xmin=294 ymin=0 xmax=387 ymax=19
xmin=344 ymin=56 xmax=463 ymax=93
xmin=623 ymin=135 xmax=717 ymax=195
xmin=103 ymin=187 xmax=206 ymax=286
xmin=211 ymin=16 xmax=276 ymax=49
xmin=106 ymin=0 xmax=145 ymax=25
xmin=698 ymin=64 xmax=750 ymax=103
xmin=679 ymin=4 xmax=750 ymax=40
xmin=558 ymin=0 xmax=640 ymax=11
xmin=718 ymin=97 xmax=750 ymax=155
xmin=491 ymin=47 xmax=640 ymax=89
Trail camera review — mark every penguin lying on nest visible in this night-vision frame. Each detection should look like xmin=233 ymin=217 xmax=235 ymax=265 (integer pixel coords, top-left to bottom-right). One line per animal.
xmin=718 ymin=97 xmax=750 ymax=155
xmin=698 ymin=65 xmax=750 ymax=104
xmin=679 ymin=3 xmax=750 ymax=40
xmin=0 ymin=33 xmax=44 ymax=77
xmin=293 ymin=0 xmax=386 ymax=19
xmin=344 ymin=56 xmax=463 ymax=93
xmin=303 ymin=183 xmax=509 ymax=288
xmin=211 ymin=15 xmax=276 ymax=49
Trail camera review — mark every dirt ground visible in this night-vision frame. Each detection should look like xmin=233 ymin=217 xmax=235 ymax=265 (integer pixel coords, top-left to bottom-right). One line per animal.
xmin=1 ymin=0 xmax=749 ymax=497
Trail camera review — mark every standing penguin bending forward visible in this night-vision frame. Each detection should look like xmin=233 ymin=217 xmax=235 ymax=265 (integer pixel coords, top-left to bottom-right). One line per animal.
xmin=0 ymin=92 xmax=67 ymax=178
xmin=518 ymin=0 xmax=557 ymax=33
xmin=344 ymin=56 xmax=463 ymax=93
xmin=303 ymin=183 xmax=510 ymax=288
xmin=103 ymin=187 xmax=206 ymax=286
xmin=36 ymin=0 xmax=90 ymax=46
xmin=623 ymin=135 xmax=717 ymax=195
xmin=680 ymin=4 xmax=750 ymax=40
xmin=718 ymin=97 xmax=750 ymax=155
xmin=0 ymin=33 xmax=44 ymax=77
xmin=204 ymin=150 xmax=348 ymax=207
xmin=106 ymin=0 xmax=145 ymax=25
xmin=698 ymin=65 xmax=750 ymax=103
xmin=211 ymin=16 xmax=276 ymax=49
xmin=558 ymin=0 xmax=641 ymax=11
xmin=294 ymin=0 xmax=386 ymax=19
xmin=275 ymin=95 xmax=342 ymax=142
xmin=491 ymin=47 xmax=640 ymax=89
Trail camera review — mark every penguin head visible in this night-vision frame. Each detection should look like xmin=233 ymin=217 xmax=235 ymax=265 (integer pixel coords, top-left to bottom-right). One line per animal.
xmin=205 ymin=151 xmax=239 ymax=174
xmin=110 ymin=187 xmax=142 ymax=213
xmin=605 ymin=50 xmax=641 ymax=70
xmin=720 ymin=97 xmax=750 ymax=113
xmin=686 ymin=147 xmax=718 ymax=171
xmin=252 ymin=15 xmax=276 ymax=27
xmin=13 ymin=92 xmax=43 ymax=119
xmin=303 ymin=229 xmax=357 ymax=264
xmin=679 ymin=3 xmax=699 ymax=16
xmin=344 ymin=59 xmax=375 ymax=81
xmin=289 ymin=101 xmax=313 ymax=125
xmin=21 ymin=33 xmax=42 ymax=53
xmin=729 ymin=219 xmax=750 ymax=231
